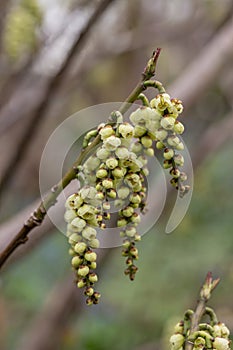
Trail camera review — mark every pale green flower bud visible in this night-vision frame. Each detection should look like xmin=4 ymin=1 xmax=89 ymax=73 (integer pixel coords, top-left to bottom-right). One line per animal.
xmin=70 ymin=217 xmax=87 ymax=232
xmin=85 ymin=287 xmax=94 ymax=296
xmin=107 ymin=188 xmax=117 ymax=198
xmin=134 ymin=233 xmax=141 ymax=241
xmin=119 ymin=123 xmax=134 ymax=138
xmin=142 ymin=167 xmax=149 ymax=176
xmin=78 ymin=265 xmax=89 ymax=277
xmin=117 ymin=218 xmax=128 ymax=227
xmin=104 ymin=135 xmax=121 ymax=151
xmin=174 ymin=321 xmax=184 ymax=334
xmin=96 ymin=147 xmax=110 ymax=160
xmin=102 ymin=178 xmax=114 ymax=189
xmin=99 ymin=125 xmax=114 ymax=140
xmin=155 ymin=129 xmax=168 ymax=141
xmin=160 ymin=116 xmax=175 ymax=130
xmin=65 ymin=194 xmax=83 ymax=209
xmin=84 ymin=251 xmax=97 ymax=262
xmin=131 ymin=142 xmax=143 ymax=153
xmin=144 ymin=148 xmax=154 ymax=157
xmin=64 ymin=209 xmax=77 ymax=223
xmin=174 ymin=154 xmax=184 ymax=166
xmin=96 ymin=168 xmax=108 ymax=179
xmin=106 ymin=157 xmax=118 ymax=169
xmin=122 ymin=206 xmax=134 ymax=217
xmin=176 ymin=142 xmax=184 ymax=150
xmin=138 ymin=155 xmax=148 ymax=166
xmin=103 ymin=202 xmax=110 ymax=210
xmin=78 ymin=204 xmax=96 ymax=221
xmin=95 ymin=191 xmax=104 ymax=200
xmin=150 ymin=93 xmax=172 ymax=111
xmin=71 ymin=256 xmax=83 ymax=268
xmin=68 ymin=233 xmax=82 ymax=245
xmin=131 ymin=213 xmax=141 ymax=224
xmin=221 ymin=324 xmax=230 ymax=338
xmin=89 ymin=273 xmax=98 ymax=283
xmin=89 ymin=262 xmax=97 ymax=269
xmin=171 ymin=98 xmax=183 ymax=115
xmin=134 ymin=125 xmax=147 ymax=137
xmin=74 ymin=242 xmax=87 ymax=254
xmin=115 ymin=147 xmax=130 ymax=159
xmin=174 ymin=121 xmax=184 ymax=134
xmin=84 ymin=156 xmax=100 ymax=171
xmin=163 ymin=160 xmax=173 ymax=169
xmin=126 ymin=226 xmax=136 ymax=237
xmin=125 ymin=173 xmax=140 ymax=188
xmin=122 ymin=239 xmax=131 ymax=248
xmin=86 ymin=297 xmax=93 ymax=305
xmin=213 ymin=337 xmax=230 ymax=350
xmin=118 ymin=187 xmax=130 ymax=199
xmin=77 ymin=279 xmax=86 ymax=288
xmin=68 ymin=248 xmax=76 ymax=256
xmin=156 ymin=141 xmax=165 ymax=149
xmin=82 ymin=227 xmax=97 ymax=240
xmin=170 ymin=168 xmax=180 ymax=178
xmin=141 ymin=135 xmax=153 ymax=148
xmin=163 ymin=148 xmax=174 ymax=160
xmin=179 ymin=172 xmax=187 ymax=182
xmin=167 ymin=135 xmax=180 ymax=147
xmin=79 ymin=186 xmax=97 ymax=200
xmin=114 ymin=199 xmax=125 ymax=208
xmin=112 ymin=167 xmax=125 ymax=179
xmin=130 ymin=108 xmax=148 ymax=125
xmin=130 ymin=247 xmax=138 ymax=259
xmin=130 ymin=193 xmax=141 ymax=204
xmin=194 ymin=337 xmax=206 ymax=348
xmin=89 ymin=238 xmax=100 ymax=249
xmin=170 ymin=334 xmax=185 ymax=350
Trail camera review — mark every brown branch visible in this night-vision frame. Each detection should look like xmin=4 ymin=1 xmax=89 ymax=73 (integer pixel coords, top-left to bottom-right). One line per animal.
xmin=0 ymin=49 xmax=162 ymax=270
xmin=169 ymin=15 xmax=233 ymax=108
xmin=0 ymin=0 xmax=116 ymax=199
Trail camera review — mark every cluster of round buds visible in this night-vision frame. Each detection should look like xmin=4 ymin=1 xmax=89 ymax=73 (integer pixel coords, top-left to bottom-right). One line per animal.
xmin=130 ymin=93 xmax=190 ymax=197
xmin=65 ymin=187 xmax=102 ymax=305
xmin=170 ymin=309 xmax=231 ymax=350
xmin=80 ymin=116 xmax=153 ymax=281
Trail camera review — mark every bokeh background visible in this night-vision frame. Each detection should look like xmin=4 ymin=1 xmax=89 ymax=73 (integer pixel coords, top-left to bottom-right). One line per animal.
xmin=1 ymin=0 xmax=233 ymax=349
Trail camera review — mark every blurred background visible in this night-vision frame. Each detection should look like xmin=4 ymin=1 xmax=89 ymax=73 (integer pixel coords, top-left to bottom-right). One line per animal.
xmin=1 ymin=0 xmax=233 ymax=349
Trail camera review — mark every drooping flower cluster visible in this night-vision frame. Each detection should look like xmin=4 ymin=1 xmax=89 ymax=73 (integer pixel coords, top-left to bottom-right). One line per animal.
xmin=170 ymin=308 xmax=231 ymax=350
xmin=65 ymin=91 xmax=190 ymax=304
xmin=130 ymin=93 xmax=190 ymax=197
xmin=65 ymin=187 xmax=101 ymax=305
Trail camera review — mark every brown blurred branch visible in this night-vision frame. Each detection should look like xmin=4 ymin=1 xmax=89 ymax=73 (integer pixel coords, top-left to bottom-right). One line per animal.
xmin=0 ymin=0 xmax=116 ymax=199
xmin=169 ymin=15 xmax=233 ymax=108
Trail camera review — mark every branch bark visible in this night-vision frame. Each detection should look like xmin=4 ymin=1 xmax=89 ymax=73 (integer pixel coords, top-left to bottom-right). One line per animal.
xmin=0 ymin=0 xmax=116 ymax=199
xmin=169 ymin=15 xmax=233 ymax=108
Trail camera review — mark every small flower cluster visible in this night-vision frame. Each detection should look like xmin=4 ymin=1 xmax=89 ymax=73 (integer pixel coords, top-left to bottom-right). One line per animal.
xmin=65 ymin=187 xmax=101 ymax=305
xmin=170 ymin=309 xmax=231 ymax=350
xmin=130 ymin=93 xmax=190 ymax=197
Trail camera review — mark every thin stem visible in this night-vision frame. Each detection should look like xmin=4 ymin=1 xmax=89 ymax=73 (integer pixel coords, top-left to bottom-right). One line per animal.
xmin=143 ymin=80 xmax=166 ymax=93
xmin=136 ymin=93 xmax=150 ymax=107
xmin=185 ymin=272 xmax=220 ymax=350
xmin=0 ymin=49 xmax=162 ymax=270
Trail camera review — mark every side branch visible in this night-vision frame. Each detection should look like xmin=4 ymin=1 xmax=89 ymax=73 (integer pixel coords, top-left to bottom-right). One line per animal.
xmin=0 ymin=49 xmax=164 ymax=269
